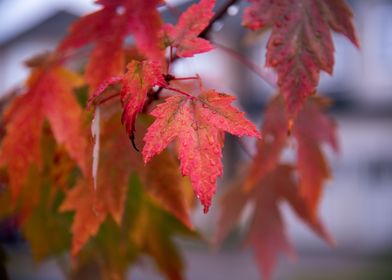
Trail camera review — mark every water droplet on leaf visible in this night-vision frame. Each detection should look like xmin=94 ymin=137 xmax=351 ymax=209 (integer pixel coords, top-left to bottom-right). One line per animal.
xmin=116 ymin=6 xmax=125 ymax=15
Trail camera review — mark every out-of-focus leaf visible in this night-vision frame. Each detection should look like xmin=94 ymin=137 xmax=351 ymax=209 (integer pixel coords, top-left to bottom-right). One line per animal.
xmin=0 ymin=67 xmax=88 ymax=201
xmin=245 ymin=95 xmax=337 ymax=215
xmin=59 ymin=0 xmax=164 ymax=93
xmin=243 ymin=0 xmax=358 ymax=113
xmin=142 ymin=151 xmax=192 ymax=228
xmin=217 ymin=165 xmax=332 ymax=280
xmin=22 ymin=184 xmax=72 ymax=261
xmin=60 ymin=113 xmax=142 ymax=255
xmin=127 ymin=175 xmax=196 ymax=280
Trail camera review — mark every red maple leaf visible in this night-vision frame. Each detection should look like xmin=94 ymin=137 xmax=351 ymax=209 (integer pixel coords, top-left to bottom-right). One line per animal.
xmin=164 ymin=0 xmax=216 ymax=57
xmin=217 ymin=165 xmax=333 ymax=280
xmin=120 ymin=60 xmax=166 ymax=136
xmin=59 ymin=0 xmax=164 ymax=92
xmin=60 ymin=113 xmax=142 ymax=255
xmin=293 ymin=97 xmax=338 ymax=214
xmin=243 ymin=0 xmax=358 ymax=113
xmin=143 ymin=90 xmax=260 ymax=212
xmin=244 ymin=95 xmax=337 ymax=215
xmin=88 ymin=60 xmax=166 ymax=138
xmin=244 ymin=96 xmax=288 ymax=190
xmin=0 ymin=68 xmax=88 ymax=201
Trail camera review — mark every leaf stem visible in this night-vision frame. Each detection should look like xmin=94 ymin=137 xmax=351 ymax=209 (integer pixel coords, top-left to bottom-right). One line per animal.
xmin=213 ymin=41 xmax=277 ymax=88
xmin=167 ymin=46 xmax=174 ymax=74
xmin=163 ymin=86 xmax=195 ymax=99
xmin=237 ymin=138 xmax=254 ymax=159
xmin=172 ymin=76 xmax=200 ymax=81
xmin=97 ymin=92 xmax=120 ymax=105
xmin=146 ymin=0 xmax=243 ymax=108
xmin=163 ymin=1 xmax=181 ymax=18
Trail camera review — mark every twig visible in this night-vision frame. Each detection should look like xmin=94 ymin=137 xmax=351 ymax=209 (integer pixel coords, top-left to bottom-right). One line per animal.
xmin=145 ymin=0 xmax=243 ymax=108
xmin=199 ymin=0 xmax=241 ymax=39
xmin=164 ymin=86 xmax=195 ymax=99
xmin=237 ymin=138 xmax=254 ymax=159
xmin=173 ymin=76 xmax=200 ymax=81
xmin=213 ymin=41 xmax=277 ymax=88
xmin=98 ymin=92 xmax=120 ymax=105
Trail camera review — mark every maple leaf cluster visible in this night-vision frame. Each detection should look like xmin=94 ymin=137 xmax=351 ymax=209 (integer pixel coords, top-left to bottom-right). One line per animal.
xmin=0 ymin=0 xmax=358 ymax=279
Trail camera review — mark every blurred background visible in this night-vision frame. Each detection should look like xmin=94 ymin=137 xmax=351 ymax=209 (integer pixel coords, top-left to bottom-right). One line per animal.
xmin=0 ymin=0 xmax=391 ymax=279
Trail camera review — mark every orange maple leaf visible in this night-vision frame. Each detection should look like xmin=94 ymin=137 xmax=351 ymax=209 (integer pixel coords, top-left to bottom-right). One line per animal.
xmin=59 ymin=0 xmax=164 ymax=92
xmin=0 ymin=67 xmax=87 ymax=201
xmin=143 ymin=90 xmax=260 ymax=212
xmin=60 ymin=113 xmax=141 ymax=255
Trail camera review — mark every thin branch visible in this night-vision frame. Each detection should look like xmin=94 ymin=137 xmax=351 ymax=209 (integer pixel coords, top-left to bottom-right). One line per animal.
xmin=143 ymin=88 xmax=163 ymax=113
xmin=163 ymin=1 xmax=182 ymax=18
xmin=98 ymin=92 xmax=120 ymax=105
xmin=167 ymin=46 xmax=174 ymax=74
xmin=146 ymin=0 xmax=244 ymax=109
xmin=199 ymin=0 xmax=241 ymax=39
xmin=164 ymin=86 xmax=195 ymax=99
xmin=237 ymin=138 xmax=254 ymax=159
xmin=173 ymin=76 xmax=200 ymax=81
xmin=213 ymin=41 xmax=277 ymax=88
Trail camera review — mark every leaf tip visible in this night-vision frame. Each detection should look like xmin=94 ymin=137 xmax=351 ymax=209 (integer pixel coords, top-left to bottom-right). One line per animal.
xmin=129 ymin=133 xmax=140 ymax=152
xmin=203 ymin=204 xmax=210 ymax=214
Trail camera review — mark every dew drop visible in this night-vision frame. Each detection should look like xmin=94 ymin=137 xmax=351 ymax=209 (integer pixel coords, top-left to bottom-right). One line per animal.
xmin=270 ymin=59 xmax=279 ymax=66
xmin=190 ymin=24 xmax=200 ymax=32
xmin=213 ymin=147 xmax=220 ymax=154
xmin=273 ymin=39 xmax=283 ymax=46
xmin=191 ymin=122 xmax=199 ymax=130
xmin=116 ymin=6 xmax=125 ymax=15
xmin=183 ymin=166 xmax=190 ymax=174
xmin=93 ymin=202 xmax=103 ymax=217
